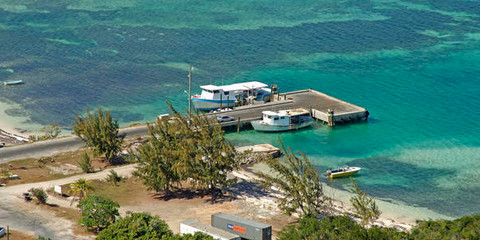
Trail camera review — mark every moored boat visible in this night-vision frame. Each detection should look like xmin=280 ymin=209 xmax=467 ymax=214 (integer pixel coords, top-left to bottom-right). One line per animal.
xmin=251 ymin=108 xmax=314 ymax=132
xmin=192 ymin=81 xmax=271 ymax=111
xmin=3 ymin=79 xmax=24 ymax=86
xmin=326 ymin=166 xmax=361 ymax=178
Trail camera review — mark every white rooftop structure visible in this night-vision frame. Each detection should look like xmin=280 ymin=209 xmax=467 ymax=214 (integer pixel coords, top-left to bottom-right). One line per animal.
xmin=262 ymin=108 xmax=310 ymax=117
xmin=200 ymin=81 xmax=268 ymax=92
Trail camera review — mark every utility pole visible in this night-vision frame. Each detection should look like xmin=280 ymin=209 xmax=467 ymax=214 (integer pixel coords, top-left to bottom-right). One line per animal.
xmin=187 ymin=65 xmax=193 ymax=117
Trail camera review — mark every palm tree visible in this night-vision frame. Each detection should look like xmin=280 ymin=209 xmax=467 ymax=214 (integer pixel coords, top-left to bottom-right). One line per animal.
xmin=69 ymin=178 xmax=94 ymax=205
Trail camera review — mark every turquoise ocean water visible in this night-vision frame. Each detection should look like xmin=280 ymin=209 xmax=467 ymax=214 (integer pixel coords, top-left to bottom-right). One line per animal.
xmin=1 ymin=1 xmax=479 ymax=218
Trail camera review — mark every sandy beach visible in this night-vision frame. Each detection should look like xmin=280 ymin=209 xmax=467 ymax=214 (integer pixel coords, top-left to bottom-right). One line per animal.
xmin=246 ymin=162 xmax=452 ymax=231
xmin=0 ymin=99 xmax=42 ymax=146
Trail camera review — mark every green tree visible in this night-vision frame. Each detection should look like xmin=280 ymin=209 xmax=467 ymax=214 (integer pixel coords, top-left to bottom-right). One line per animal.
xmin=132 ymin=118 xmax=183 ymax=194
xmin=78 ymin=152 xmax=94 ymax=173
xmin=73 ymin=108 xmax=125 ymax=162
xmin=69 ymin=178 xmax=94 ymax=205
xmin=256 ymin=139 xmax=329 ymax=217
xmin=97 ymin=212 xmax=172 ymax=239
xmin=411 ymin=214 xmax=480 ymax=240
xmin=278 ymin=215 xmax=407 ymax=240
xmin=133 ymin=101 xmax=238 ymax=200
xmin=350 ymin=177 xmax=381 ymax=227
xmin=77 ymin=195 xmax=120 ymax=233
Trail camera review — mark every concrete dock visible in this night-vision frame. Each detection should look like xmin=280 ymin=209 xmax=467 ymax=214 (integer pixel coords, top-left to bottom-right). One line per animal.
xmin=208 ymin=89 xmax=368 ymax=128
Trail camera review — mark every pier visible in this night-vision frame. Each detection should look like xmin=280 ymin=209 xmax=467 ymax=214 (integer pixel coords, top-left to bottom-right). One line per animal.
xmin=206 ymin=89 xmax=368 ymax=128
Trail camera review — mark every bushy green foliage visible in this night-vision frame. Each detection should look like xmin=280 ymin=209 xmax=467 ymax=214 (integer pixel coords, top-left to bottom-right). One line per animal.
xmin=36 ymin=236 xmax=52 ymax=240
xmin=78 ymin=152 xmax=94 ymax=173
xmin=77 ymin=195 xmax=120 ymax=233
xmin=97 ymin=212 xmax=215 ymax=240
xmin=30 ymin=187 xmax=48 ymax=204
xmin=256 ymin=139 xmax=328 ymax=217
xmin=350 ymin=177 xmax=381 ymax=227
xmin=411 ymin=214 xmax=480 ymax=240
xmin=73 ymin=108 xmax=125 ymax=161
xmin=133 ymin=101 xmax=238 ymax=200
xmin=278 ymin=215 xmax=408 ymax=240
xmin=105 ymin=169 xmax=122 ymax=186
xmin=167 ymin=232 xmax=215 ymax=240
xmin=97 ymin=212 xmax=172 ymax=239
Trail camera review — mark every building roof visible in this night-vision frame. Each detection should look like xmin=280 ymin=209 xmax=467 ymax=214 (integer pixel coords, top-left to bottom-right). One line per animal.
xmin=212 ymin=213 xmax=271 ymax=229
xmin=200 ymin=81 xmax=268 ymax=92
xmin=181 ymin=219 xmax=240 ymax=239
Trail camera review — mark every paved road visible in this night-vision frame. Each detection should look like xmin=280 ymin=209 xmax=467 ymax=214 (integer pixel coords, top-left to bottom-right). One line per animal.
xmin=0 ymin=125 xmax=150 ymax=163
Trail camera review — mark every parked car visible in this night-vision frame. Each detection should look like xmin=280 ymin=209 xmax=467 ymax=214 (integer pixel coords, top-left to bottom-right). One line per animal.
xmin=0 ymin=227 xmax=6 ymax=238
xmin=217 ymin=115 xmax=235 ymax=122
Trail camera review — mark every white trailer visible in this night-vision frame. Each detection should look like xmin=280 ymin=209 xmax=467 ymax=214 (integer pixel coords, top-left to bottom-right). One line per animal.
xmin=180 ymin=219 xmax=240 ymax=240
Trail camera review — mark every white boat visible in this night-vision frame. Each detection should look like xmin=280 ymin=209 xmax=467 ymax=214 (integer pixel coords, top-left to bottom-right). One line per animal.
xmin=326 ymin=166 xmax=362 ymax=178
xmin=3 ymin=79 xmax=24 ymax=86
xmin=251 ymin=108 xmax=314 ymax=132
xmin=192 ymin=81 xmax=271 ymax=111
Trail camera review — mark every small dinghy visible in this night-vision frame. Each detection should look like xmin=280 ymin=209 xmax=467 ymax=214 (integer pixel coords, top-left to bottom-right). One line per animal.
xmin=3 ymin=79 xmax=24 ymax=86
xmin=326 ymin=166 xmax=361 ymax=178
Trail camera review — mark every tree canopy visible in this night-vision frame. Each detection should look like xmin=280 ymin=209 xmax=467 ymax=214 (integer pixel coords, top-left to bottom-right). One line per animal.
xmin=96 ymin=212 xmax=172 ymax=239
xmin=132 ymin=101 xmax=238 ymax=200
xmin=256 ymin=139 xmax=329 ymax=217
xmin=278 ymin=215 xmax=408 ymax=240
xmin=77 ymin=195 xmax=120 ymax=233
xmin=350 ymin=177 xmax=381 ymax=227
xmin=73 ymin=108 xmax=125 ymax=161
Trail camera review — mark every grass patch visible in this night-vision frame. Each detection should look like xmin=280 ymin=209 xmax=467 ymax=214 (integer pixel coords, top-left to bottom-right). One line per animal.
xmin=90 ymin=177 xmax=148 ymax=206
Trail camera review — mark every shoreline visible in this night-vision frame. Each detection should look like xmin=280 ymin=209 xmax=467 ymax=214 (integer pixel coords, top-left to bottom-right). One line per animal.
xmin=0 ymin=99 xmax=42 ymax=143
xmin=242 ymin=162 xmax=453 ymax=231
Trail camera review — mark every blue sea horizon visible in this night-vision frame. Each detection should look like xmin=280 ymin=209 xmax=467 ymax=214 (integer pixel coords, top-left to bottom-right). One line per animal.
xmin=0 ymin=0 xmax=479 ymax=218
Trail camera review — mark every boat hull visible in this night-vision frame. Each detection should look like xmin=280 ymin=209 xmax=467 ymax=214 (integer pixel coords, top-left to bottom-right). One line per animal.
xmin=3 ymin=80 xmax=24 ymax=86
xmin=251 ymin=119 xmax=314 ymax=132
xmin=326 ymin=167 xmax=362 ymax=178
xmin=191 ymin=98 xmax=237 ymax=111
xmin=328 ymin=170 xmax=360 ymax=178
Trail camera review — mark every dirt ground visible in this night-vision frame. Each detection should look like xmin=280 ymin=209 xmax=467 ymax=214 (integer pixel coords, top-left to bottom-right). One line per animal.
xmin=1 ymin=149 xmax=113 ymax=186
xmin=90 ymin=177 xmax=296 ymax=237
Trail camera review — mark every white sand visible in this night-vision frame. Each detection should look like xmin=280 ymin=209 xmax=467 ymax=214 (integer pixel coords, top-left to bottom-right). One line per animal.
xmin=249 ymin=162 xmax=452 ymax=228
xmin=0 ymin=99 xmax=43 ymax=137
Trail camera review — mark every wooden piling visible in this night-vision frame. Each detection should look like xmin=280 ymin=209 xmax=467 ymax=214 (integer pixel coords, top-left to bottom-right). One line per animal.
xmin=220 ymin=94 xmax=223 ymax=109
xmin=237 ymin=117 xmax=241 ymax=133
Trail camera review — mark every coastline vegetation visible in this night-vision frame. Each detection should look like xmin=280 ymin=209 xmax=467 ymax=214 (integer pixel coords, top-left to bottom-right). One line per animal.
xmin=131 ymin=102 xmax=238 ymax=201
xmin=73 ymin=109 xmax=125 ymax=163
xmin=256 ymin=139 xmax=329 ymax=217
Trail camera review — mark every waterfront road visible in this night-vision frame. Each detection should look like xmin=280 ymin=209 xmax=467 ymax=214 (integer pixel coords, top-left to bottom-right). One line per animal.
xmin=0 ymin=125 xmax=150 ymax=163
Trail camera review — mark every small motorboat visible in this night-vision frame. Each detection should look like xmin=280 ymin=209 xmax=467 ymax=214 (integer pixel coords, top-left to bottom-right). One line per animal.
xmin=3 ymin=79 xmax=24 ymax=86
xmin=326 ymin=166 xmax=361 ymax=178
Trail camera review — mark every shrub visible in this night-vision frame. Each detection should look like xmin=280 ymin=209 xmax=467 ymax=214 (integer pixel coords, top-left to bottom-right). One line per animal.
xmin=97 ymin=212 xmax=172 ymax=239
xmin=30 ymin=188 xmax=48 ymax=204
xmin=105 ymin=170 xmax=122 ymax=186
xmin=78 ymin=153 xmax=94 ymax=173
xmin=77 ymin=195 xmax=120 ymax=233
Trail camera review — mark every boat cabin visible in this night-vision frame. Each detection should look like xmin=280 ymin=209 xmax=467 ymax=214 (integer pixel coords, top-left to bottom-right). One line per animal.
xmin=261 ymin=108 xmax=311 ymax=126
xmin=198 ymin=81 xmax=269 ymax=101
